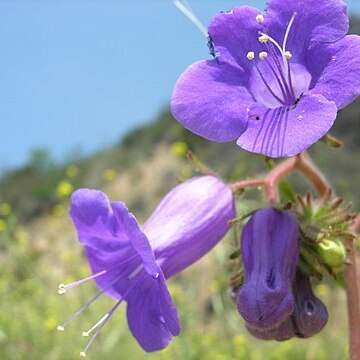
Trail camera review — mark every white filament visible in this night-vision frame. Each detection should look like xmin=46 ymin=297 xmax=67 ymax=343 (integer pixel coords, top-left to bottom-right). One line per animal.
xmin=282 ymin=12 xmax=297 ymax=52
xmin=57 ymin=270 xmax=107 ymax=295
xmin=82 ymin=314 xmax=109 ymax=337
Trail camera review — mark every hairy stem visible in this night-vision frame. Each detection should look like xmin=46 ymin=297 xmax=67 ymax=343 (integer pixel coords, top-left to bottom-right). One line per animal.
xmin=348 ymin=219 xmax=360 ymax=360
xmin=232 ymin=152 xmax=331 ymax=204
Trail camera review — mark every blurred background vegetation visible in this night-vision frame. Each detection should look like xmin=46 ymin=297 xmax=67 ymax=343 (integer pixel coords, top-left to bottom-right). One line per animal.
xmin=1 ymin=15 xmax=360 ymax=360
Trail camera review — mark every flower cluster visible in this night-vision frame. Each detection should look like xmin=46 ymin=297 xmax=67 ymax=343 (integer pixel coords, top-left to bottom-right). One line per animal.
xmin=58 ymin=0 xmax=359 ymax=356
xmin=171 ymin=0 xmax=360 ymax=158
xmin=237 ymin=208 xmax=328 ymax=340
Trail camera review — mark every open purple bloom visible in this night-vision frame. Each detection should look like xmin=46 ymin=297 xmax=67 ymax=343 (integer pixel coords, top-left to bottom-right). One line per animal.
xmin=238 ymin=208 xmax=299 ymax=330
xmin=171 ymin=0 xmax=360 ymax=157
xmin=58 ymin=176 xmax=235 ymax=355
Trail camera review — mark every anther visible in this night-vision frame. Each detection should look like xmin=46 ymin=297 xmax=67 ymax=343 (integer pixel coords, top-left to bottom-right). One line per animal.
xmin=247 ymin=52 xmax=255 ymax=60
xmin=57 ymin=270 xmax=107 ymax=295
xmin=259 ymin=52 xmax=268 ymax=60
xmin=284 ymin=51 xmax=292 ymax=60
xmin=58 ymin=284 xmax=66 ymax=295
xmin=82 ymin=314 xmax=109 ymax=337
xmin=258 ymin=35 xmax=269 ymax=43
xmin=256 ymin=14 xmax=264 ymax=24
xmin=80 ymin=351 xmax=87 ymax=357
xmin=57 ymin=325 xmax=65 ymax=332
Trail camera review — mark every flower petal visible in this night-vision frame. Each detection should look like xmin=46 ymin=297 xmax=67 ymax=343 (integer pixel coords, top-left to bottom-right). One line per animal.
xmin=142 ymin=176 xmax=235 ymax=278
xmin=126 ymin=272 xmax=180 ymax=352
xmin=112 ymin=202 xmax=158 ymax=277
xmin=70 ymin=189 xmax=131 ymax=260
xmin=208 ymin=6 xmax=264 ymax=69
xmin=70 ymin=189 xmax=180 ymax=351
xmin=238 ymin=208 xmax=299 ymax=330
xmin=292 ymin=271 xmax=328 ymax=338
xmin=308 ymin=35 xmax=360 ymax=109
xmin=171 ymin=60 xmax=253 ymax=142
xmin=236 ymin=93 xmax=337 ymax=158
xmin=246 ymin=318 xmax=296 ymax=341
xmin=70 ymin=190 xmax=158 ymax=297
xmin=265 ymin=0 xmax=348 ymax=60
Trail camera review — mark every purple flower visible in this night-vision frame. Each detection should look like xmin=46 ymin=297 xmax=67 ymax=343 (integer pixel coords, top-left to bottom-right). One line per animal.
xmin=290 ymin=270 xmax=328 ymax=338
xmin=58 ymin=176 xmax=235 ymax=355
xmin=246 ymin=271 xmax=328 ymax=340
xmin=171 ymin=0 xmax=360 ymax=157
xmin=238 ymin=208 xmax=299 ymax=330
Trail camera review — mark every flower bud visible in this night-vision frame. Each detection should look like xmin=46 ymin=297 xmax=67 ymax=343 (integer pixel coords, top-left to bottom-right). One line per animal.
xmin=317 ymin=239 xmax=346 ymax=268
xmin=245 ymin=271 xmax=328 ymax=341
xmin=246 ymin=317 xmax=295 ymax=341
xmin=291 ymin=271 xmax=328 ymax=337
xmin=238 ymin=208 xmax=299 ymax=330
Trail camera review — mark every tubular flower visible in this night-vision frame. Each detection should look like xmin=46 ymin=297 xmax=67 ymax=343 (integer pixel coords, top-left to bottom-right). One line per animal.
xmin=247 ymin=270 xmax=328 ymax=340
xmin=290 ymin=270 xmax=328 ymax=338
xmin=238 ymin=208 xmax=299 ymax=331
xmin=171 ymin=0 xmax=360 ymax=157
xmin=58 ymin=176 xmax=235 ymax=355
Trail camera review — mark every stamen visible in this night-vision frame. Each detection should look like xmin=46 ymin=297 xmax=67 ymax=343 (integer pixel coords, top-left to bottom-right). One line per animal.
xmin=284 ymin=51 xmax=292 ymax=60
xmin=57 ymin=257 xmax=145 ymax=331
xmin=264 ymin=58 xmax=287 ymax=103
xmin=80 ymin=272 xmax=147 ymax=357
xmin=258 ymin=35 xmax=269 ymax=44
xmin=259 ymin=52 xmax=268 ymax=60
xmin=57 ymin=288 xmax=105 ymax=330
xmin=287 ymin=60 xmax=296 ymax=99
xmin=259 ymin=32 xmax=283 ymax=56
xmin=58 ymin=270 xmax=107 ymax=295
xmin=247 ymin=52 xmax=255 ymax=60
xmin=282 ymin=12 xmax=297 ymax=52
xmin=256 ymin=14 xmax=264 ymax=24
xmin=266 ymin=43 xmax=294 ymax=102
xmin=128 ymin=264 xmax=144 ymax=280
xmin=254 ymin=62 xmax=286 ymax=105
xmin=82 ymin=314 xmax=109 ymax=337
xmin=58 ymin=254 xmax=139 ymax=295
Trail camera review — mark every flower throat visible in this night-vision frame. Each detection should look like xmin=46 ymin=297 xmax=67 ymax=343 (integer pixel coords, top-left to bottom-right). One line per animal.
xmin=246 ymin=12 xmax=311 ymax=109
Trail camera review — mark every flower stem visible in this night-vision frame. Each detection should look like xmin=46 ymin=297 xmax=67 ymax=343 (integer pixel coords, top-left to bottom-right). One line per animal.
xmin=230 ymin=178 xmax=265 ymax=191
xmin=231 ymin=152 xmax=331 ymax=204
xmin=347 ymin=219 xmax=360 ymax=360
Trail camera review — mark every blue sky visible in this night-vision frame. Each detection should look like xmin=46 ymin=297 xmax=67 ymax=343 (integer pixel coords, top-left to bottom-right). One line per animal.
xmin=1 ymin=0 xmax=360 ymax=172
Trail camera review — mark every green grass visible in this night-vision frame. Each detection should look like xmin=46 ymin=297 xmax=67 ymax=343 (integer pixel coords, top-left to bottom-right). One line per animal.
xmin=0 ymin=209 xmax=350 ymax=360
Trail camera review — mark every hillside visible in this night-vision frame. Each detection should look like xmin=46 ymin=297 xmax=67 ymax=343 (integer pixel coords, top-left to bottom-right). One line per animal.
xmin=1 ymin=16 xmax=360 ymax=222
xmin=0 ymin=15 xmax=360 ymax=360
